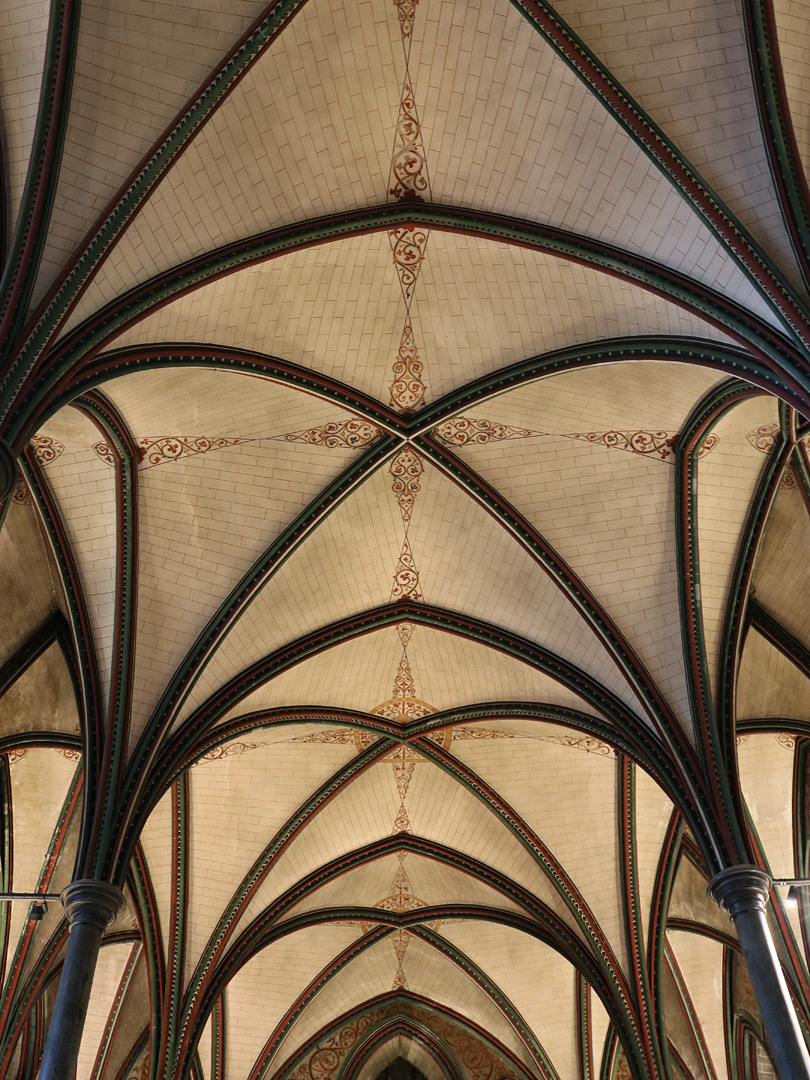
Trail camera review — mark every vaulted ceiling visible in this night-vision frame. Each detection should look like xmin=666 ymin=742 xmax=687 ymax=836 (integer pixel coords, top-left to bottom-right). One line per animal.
xmin=1 ymin=0 xmax=810 ymax=1078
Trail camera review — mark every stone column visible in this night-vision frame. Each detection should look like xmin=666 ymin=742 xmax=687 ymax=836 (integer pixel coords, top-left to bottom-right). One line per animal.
xmin=38 ymin=880 xmax=125 ymax=1080
xmin=709 ymin=866 xmax=810 ymax=1080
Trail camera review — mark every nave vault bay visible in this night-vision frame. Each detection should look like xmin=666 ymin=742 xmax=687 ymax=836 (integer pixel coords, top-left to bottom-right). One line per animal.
xmin=3 ymin=0 xmax=810 ymax=1078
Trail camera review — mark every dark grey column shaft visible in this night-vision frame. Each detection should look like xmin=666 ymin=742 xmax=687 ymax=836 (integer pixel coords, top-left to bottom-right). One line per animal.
xmin=710 ymin=867 xmax=810 ymax=1080
xmin=37 ymin=880 xmax=125 ymax=1080
xmin=0 ymin=440 xmax=17 ymax=503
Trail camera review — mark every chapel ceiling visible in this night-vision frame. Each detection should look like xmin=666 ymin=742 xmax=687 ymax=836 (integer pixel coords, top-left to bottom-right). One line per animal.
xmin=1 ymin=0 xmax=810 ymax=1079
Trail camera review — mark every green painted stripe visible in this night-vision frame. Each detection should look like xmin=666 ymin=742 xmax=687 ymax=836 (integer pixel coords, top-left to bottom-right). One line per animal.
xmin=0 ymin=762 xmax=82 ymax=1066
xmin=72 ymin=392 xmax=139 ymax=877
xmin=412 ymin=924 xmax=561 ymax=1080
xmin=577 ymin=973 xmax=593 ymax=1080
xmin=742 ymin=0 xmax=810 ymax=284
xmin=28 ymin=344 xmax=405 ymax=442
xmin=748 ymin=600 xmax=810 ymax=680
xmin=0 ymin=612 xmax=70 ymax=697
xmin=649 ymin=813 xmax=683 ymax=1079
xmin=173 ymin=737 xmax=397 ymax=1054
xmin=248 ymin=921 xmax=558 ymax=1080
xmin=336 ymin=1021 xmax=463 ymax=1080
xmin=138 ymin=600 xmax=722 ymax=876
xmin=664 ymin=941 xmax=719 ymax=1080
xmin=508 ymin=0 xmax=810 ymax=346
xmin=89 ymin=942 xmax=142 ymax=1080
xmin=112 ymin=434 xmax=399 ymax=878
xmin=0 ymin=0 xmax=312 ymax=415
xmin=410 ymin=737 xmax=646 ymax=1059
xmin=415 ymin=433 xmax=676 ymax=736
xmin=675 ymin=379 xmax=762 ymax=866
xmin=619 ymin=759 xmax=665 ymax=1080
xmin=212 ymin=996 xmax=225 ymax=1080
xmin=159 ymin=775 xmax=190 ymax=1076
xmin=129 ymin=844 xmax=164 ymax=1080
xmin=410 ymin=338 xmax=792 ymax=435
xmin=10 ymin=204 xmax=810 ymax=444
xmin=0 ymin=758 xmax=11 ymax=994
xmin=273 ymin=995 xmax=534 ymax=1080
xmin=0 ymin=0 xmax=81 ymax=346
xmin=23 ymin=337 xmax=798 ymax=455
xmin=21 ymin=453 xmax=101 ymax=813
xmin=716 ymin=404 xmax=792 ymax=802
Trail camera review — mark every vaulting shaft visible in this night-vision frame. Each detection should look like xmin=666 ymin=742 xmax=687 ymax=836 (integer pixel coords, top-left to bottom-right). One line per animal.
xmin=38 ymin=881 xmax=125 ymax=1080
xmin=710 ymin=868 xmax=810 ymax=1080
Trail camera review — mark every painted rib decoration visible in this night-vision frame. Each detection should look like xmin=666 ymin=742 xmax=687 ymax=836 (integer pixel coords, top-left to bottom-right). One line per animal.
xmin=29 ymin=435 xmax=64 ymax=465
xmin=568 ymin=429 xmax=718 ymax=460
xmin=433 ymin=417 xmax=720 ymax=461
xmin=746 ymin=423 xmax=799 ymax=485
xmin=434 ymin=418 xmax=543 ymax=446
xmin=343 ymin=623 xmax=439 ymax=989
xmin=392 ymin=0 xmax=419 ymax=42
xmin=389 ymin=448 xmax=423 ymax=524
xmin=390 ymin=320 xmax=427 ymax=414
xmin=274 ymin=419 xmax=381 ymax=448
xmin=389 ymin=448 xmax=424 ymax=600
xmin=92 ymin=435 xmax=249 ymax=468
xmin=387 ymin=0 xmax=430 ymax=415
xmin=390 ymin=78 xmax=429 ymax=202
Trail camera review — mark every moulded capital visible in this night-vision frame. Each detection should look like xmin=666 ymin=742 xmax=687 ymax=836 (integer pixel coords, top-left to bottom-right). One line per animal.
xmin=708 ymin=866 xmax=772 ymax=919
xmin=60 ymin=880 xmax=125 ymax=932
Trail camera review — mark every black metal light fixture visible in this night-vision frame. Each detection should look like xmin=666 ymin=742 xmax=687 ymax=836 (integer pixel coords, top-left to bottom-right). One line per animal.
xmin=0 ymin=893 xmax=60 ymax=922
xmin=772 ymin=879 xmax=810 ymax=908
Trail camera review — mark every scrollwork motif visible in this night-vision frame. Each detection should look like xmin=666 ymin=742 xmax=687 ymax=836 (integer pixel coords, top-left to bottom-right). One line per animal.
xmin=287 ymin=1009 xmax=386 ymax=1080
xmin=393 ymin=0 xmax=419 ymax=37
xmin=390 ymin=324 xmax=426 ymax=412
xmin=435 ymin=416 xmax=541 ymax=446
xmin=393 ymin=646 xmax=415 ymax=699
xmin=698 ymin=433 xmax=719 ymax=457
xmin=450 ymin=728 xmax=614 ymax=754
xmin=746 ymin=423 xmax=778 ymax=453
xmin=293 ymin=729 xmax=357 ymax=744
xmin=450 ymin=727 xmax=516 ymax=740
xmin=92 ymin=442 xmax=115 ymax=467
xmin=200 ymin=740 xmax=265 ymax=761
xmin=424 ymin=1012 xmax=512 ymax=1080
xmin=29 ymin=435 xmax=64 ymax=466
xmin=390 ymin=77 xmax=428 ymax=201
xmin=277 ymin=419 xmax=380 ymax=449
xmin=570 ymin=429 xmax=676 ymax=459
xmin=140 ymin=435 xmax=246 ymax=467
xmin=125 ymin=1058 xmax=150 ymax=1080
xmin=392 ymin=536 xmax=421 ymax=600
xmin=93 ymin=435 xmax=248 ymax=468
xmin=389 ymin=227 xmax=429 ymax=304
xmin=389 ymin=448 xmax=423 ymax=522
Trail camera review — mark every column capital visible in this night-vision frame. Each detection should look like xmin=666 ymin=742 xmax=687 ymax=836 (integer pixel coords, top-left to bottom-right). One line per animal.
xmin=60 ymin=880 xmax=125 ymax=932
xmin=708 ymin=865 xmax=773 ymax=919
xmin=0 ymin=440 xmax=17 ymax=503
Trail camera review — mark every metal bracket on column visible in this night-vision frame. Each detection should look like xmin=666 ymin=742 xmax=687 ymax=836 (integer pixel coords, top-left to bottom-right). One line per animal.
xmin=0 ymin=440 xmax=17 ymax=503
xmin=60 ymin=879 xmax=126 ymax=930
xmin=708 ymin=865 xmax=772 ymax=917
